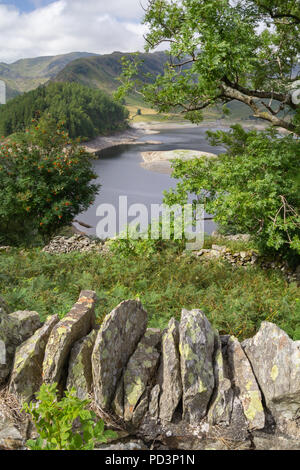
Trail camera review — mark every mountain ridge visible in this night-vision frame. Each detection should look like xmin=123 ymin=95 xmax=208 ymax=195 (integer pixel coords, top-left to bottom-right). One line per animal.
xmin=0 ymin=52 xmax=99 ymax=99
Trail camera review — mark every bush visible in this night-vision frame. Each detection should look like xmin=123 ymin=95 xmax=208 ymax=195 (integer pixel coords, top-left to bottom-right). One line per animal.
xmin=163 ymin=125 xmax=300 ymax=262
xmin=23 ymin=383 xmax=117 ymax=450
xmin=0 ymin=116 xmax=100 ymax=246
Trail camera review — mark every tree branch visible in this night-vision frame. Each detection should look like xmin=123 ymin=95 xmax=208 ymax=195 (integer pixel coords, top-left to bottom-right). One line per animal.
xmin=220 ymin=83 xmax=297 ymax=133
xmin=223 ymin=77 xmax=298 ymax=110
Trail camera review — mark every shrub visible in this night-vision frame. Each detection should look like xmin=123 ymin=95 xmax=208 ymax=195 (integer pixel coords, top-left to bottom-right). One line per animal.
xmin=23 ymin=383 xmax=117 ymax=450
xmin=0 ymin=116 xmax=100 ymax=246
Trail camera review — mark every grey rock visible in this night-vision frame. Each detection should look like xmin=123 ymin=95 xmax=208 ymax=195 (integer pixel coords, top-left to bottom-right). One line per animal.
xmin=66 ymin=329 xmax=97 ymax=399
xmin=0 ymin=406 xmax=25 ymax=450
xmin=113 ymin=328 xmax=161 ymax=424
xmin=43 ymin=291 xmax=97 ymax=386
xmin=0 ymin=310 xmax=42 ymax=385
xmin=96 ymin=439 xmax=148 ymax=450
xmin=132 ymin=392 xmax=150 ymax=428
xmin=253 ymin=433 xmax=300 ymax=450
xmin=242 ymin=322 xmax=300 ymax=422
xmin=159 ymin=318 xmax=182 ymax=423
xmin=92 ymin=300 xmax=148 ymax=410
xmin=43 ymin=235 xmax=103 ymax=254
xmin=149 ymin=384 xmax=160 ymax=420
xmin=208 ymin=332 xmax=233 ymax=426
xmin=9 ymin=315 xmax=59 ymax=401
xmin=179 ymin=309 xmax=215 ymax=424
xmin=0 ymin=421 xmax=24 ymax=450
xmin=226 ymin=335 xmax=265 ymax=430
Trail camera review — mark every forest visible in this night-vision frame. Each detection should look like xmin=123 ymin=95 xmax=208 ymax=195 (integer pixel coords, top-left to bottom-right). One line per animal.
xmin=0 ymin=82 xmax=129 ymax=140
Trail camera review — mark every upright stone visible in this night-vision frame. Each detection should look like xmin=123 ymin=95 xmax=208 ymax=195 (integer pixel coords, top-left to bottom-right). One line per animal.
xmin=118 ymin=328 xmax=161 ymax=424
xmin=66 ymin=329 xmax=97 ymax=399
xmin=159 ymin=318 xmax=182 ymax=422
xmin=207 ymin=333 xmax=233 ymax=426
xmin=9 ymin=315 xmax=59 ymax=401
xmin=92 ymin=300 xmax=148 ymax=410
xmin=149 ymin=384 xmax=161 ymax=420
xmin=227 ymin=336 xmax=265 ymax=430
xmin=0 ymin=310 xmax=42 ymax=385
xmin=43 ymin=291 xmax=97 ymax=385
xmin=179 ymin=309 xmax=215 ymax=424
xmin=243 ymin=322 xmax=300 ymax=422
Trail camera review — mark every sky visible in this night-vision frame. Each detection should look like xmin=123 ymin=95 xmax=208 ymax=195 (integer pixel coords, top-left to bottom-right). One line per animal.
xmin=0 ymin=0 xmax=148 ymax=63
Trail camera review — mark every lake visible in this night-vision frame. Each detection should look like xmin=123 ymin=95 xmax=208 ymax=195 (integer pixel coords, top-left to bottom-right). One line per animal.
xmin=75 ymin=125 xmax=225 ymax=238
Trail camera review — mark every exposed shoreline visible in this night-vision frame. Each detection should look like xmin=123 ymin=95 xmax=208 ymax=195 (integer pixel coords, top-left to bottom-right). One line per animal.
xmin=82 ymin=124 xmax=161 ymax=156
xmin=82 ymin=119 xmax=270 ymax=157
xmin=141 ymin=149 xmax=217 ymax=174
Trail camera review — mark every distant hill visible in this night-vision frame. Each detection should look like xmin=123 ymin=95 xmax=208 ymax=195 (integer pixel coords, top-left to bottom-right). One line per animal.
xmin=0 ymin=52 xmax=98 ymax=100
xmin=52 ymin=51 xmax=169 ymax=106
xmin=0 ymin=50 xmax=265 ymax=121
xmin=52 ymin=51 xmax=257 ymax=119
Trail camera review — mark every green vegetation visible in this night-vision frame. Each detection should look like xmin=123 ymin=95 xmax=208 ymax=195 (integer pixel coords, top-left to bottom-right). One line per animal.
xmin=0 ymin=82 xmax=129 ymax=140
xmin=117 ymin=0 xmax=300 ymax=261
xmin=163 ymin=125 xmax=300 ymax=260
xmin=23 ymin=383 xmax=117 ymax=450
xmin=0 ymin=52 xmax=96 ymax=100
xmin=0 ymin=118 xmax=99 ymax=245
xmin=118 ymin=0 xmax=300 ymax=135
xmin=0 ymin=241 xmax=299 ymax=341
xmin=53 ymin=51 xmax=168 ymax=108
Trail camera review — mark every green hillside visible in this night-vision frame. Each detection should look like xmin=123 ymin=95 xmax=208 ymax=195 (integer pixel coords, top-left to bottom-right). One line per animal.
xmin=0 ymin=82 xmax=129 ymax=140
xmin=0 ymin=50 xmax=257 ymax=121
xmin=53 ymin=51 xmax=256 ymax=121
xmin=52 ymin=51 xmax=169 ymax=106
xmin=0 ymin=52 xmax=98 ymax=100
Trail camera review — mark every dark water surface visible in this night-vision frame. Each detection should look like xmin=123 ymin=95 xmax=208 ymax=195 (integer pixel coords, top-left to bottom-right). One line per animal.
xmin=75 ymin=126 xmax=225 ymax=238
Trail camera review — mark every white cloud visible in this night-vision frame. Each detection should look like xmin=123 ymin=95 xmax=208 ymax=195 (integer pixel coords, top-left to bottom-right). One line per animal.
xmin=0 ymin=0 xmax=149 ymax=63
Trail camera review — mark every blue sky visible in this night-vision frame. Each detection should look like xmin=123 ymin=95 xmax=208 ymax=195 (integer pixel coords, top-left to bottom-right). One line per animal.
xmin=0 ymin=0 xmax=147 ymax=63
xmin=1 ymin=1 xmax=55 ymax=12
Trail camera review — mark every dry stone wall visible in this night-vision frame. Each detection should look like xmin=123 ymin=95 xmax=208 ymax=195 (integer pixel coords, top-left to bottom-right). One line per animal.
xmin=0 ymin=292 xmax=299 ymax=450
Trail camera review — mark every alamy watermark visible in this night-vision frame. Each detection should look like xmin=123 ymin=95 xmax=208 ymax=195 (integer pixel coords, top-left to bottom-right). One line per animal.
xmin=95 ymin=196 xmax=205 ymax=251
xmin=0 ymin=80 xmax=6 ymax=105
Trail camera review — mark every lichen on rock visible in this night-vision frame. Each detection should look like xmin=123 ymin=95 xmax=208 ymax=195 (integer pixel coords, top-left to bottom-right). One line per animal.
xmin=179 ymin=309 xmax=215 ymax=424
xmin=242 ymin=322 xmax=300 ymax=422
xmin=158 ymin=318 xmax=182 ymax=423
xmin=0 ymin=310 xmax=42 ymax=385
xmin=66 ymin=329 xmax=97 ymax=399
xmin=226 ymin=335 xmax=265 ymax=430
xmin=43 ymin=290 xmax=97 ymax=386
xmin=92 ymin=300 xmax=148 ymax=411
xmin=9 ymin=315 xmax=59 ymax=402
xmin=113 ymin=328 xmax=161 ymax=425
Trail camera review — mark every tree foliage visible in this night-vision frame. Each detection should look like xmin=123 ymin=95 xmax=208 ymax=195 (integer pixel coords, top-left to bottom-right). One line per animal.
xmin=0 ymin=82 xmax=129 ymax=140
xmin=163 ymin=125 xmax=300 ymax=259
xmin=0 ymin=117 xmax=100 ymax=245
xmin=117 ymin=0 xmax=300 ymax=134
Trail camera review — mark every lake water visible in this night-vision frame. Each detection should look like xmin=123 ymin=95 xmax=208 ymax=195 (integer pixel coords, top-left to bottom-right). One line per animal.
xmin=75 ymin=125 xmax=225 ymax=238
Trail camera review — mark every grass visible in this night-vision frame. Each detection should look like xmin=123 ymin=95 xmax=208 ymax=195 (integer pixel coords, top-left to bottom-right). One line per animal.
xmin=0 ymin=244 xmax=299 ymax=341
